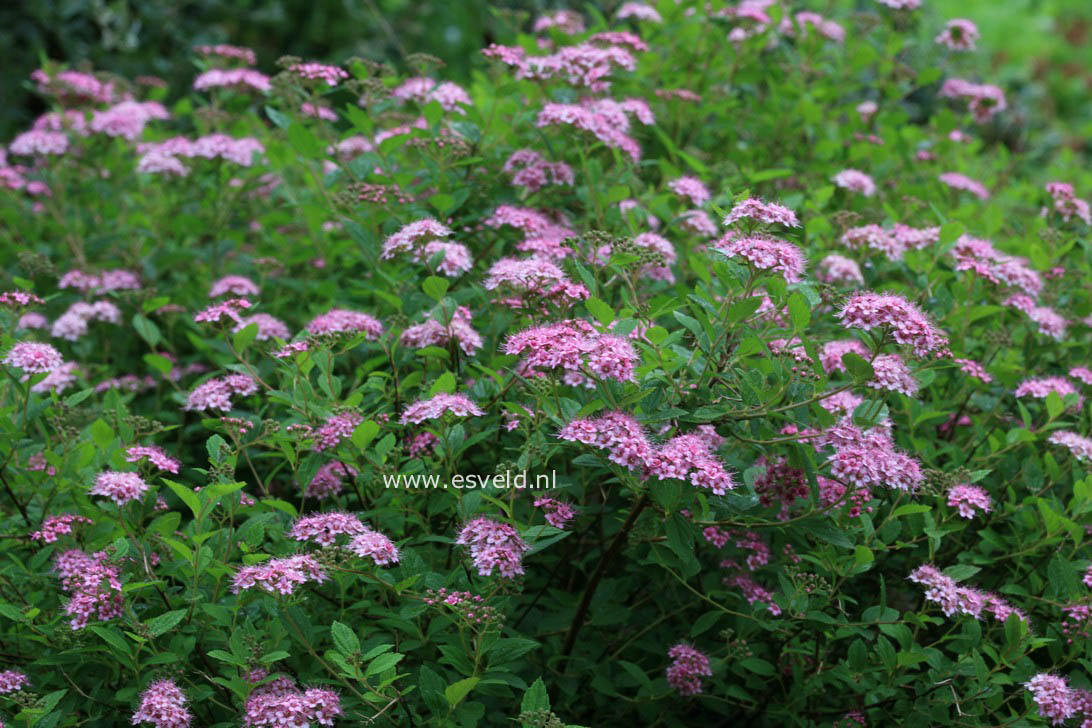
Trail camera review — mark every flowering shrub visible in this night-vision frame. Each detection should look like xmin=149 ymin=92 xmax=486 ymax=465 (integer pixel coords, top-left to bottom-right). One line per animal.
xmin=3 ymin=2 xmax=1092 ymax=727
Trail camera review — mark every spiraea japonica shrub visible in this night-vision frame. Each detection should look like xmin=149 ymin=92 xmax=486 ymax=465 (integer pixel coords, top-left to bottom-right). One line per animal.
xmin=2 ymin=1 xmax=1092 ymax=726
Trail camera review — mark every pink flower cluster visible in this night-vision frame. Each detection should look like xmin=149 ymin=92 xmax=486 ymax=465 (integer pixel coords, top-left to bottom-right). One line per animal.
xmin=232 ymin=554 xmax=328 ymax=595
xmin=665 ymin=643 xmax=712 ymax=696
xmin=347 ymin=529 xmax=401 ymax=566
xmin=125 ymin=445 xmax=181 ymax=473
xmin=391 ymin=77 xmax=472 ymax=113
xmin=484 ymin=42 xmax=637 ymax=91
xmin=952 ymin=235 xmax=1042 ymax=297
xmin=307 ymin=462 xmax=358 ymax=498
xmin=138 ymin=135 xmax=265 ymax=175
xmin=483 ymin=257 xmax=589 ymax=308
xmin=89 ymin=100 xmax=169 ymax=140
xmin=183 ymin=374 xmax=258 ymax=412
xmin=816 ymin=254 xmax=864 ymax=286
xmin=936 ymin=19 xmax=979 ymax=51
xmin=832 ymin=169 xmax=877 ymax=197
xmin=210 ymin=275 xmax=260 ymax=297
xmin=939 ymin=172 xmax=989 ymax=200
xmin=868 ymin=354 xmax=918 ymax=396
xmin=667 ymin=176 xmax=710 ymax=206
xmin=822 ymin=424 xmax=924 ymax=491
xmin=401 ymin=306 xmax=483 ymax=355
xmin=722 ymin=197 xmax=799 ymax=228
xmin=535 ymin=102 xmax=642 ymax=161
xmin=194 ymin=68 xmax=271 ymax=93
xmin=54 ymin=549 xmax=124 ymax=630
xmin=1014 ymin=376 xmax=1083 ymax=408
xmin=908 ymin=564 xmax=1026 ymax=623
xmin=1049 ymin=431 xmax=1092 ymax=462
xmin=243 ymin=677 xmax=341 ymax=727
xmin=132 ymin=679 xmax=193 ymax=728
xmin=947 ymin=484 xmax=991 ymax=518
xmin=838 ymin=292 xmax=949 ymax=357
xmin=456 ymin=517 xmax=529 ymax=578
xmin=713 ymin=235 xmax=806 ymax=282
xmin=559 ymin=413 xmax=735 ymax=495
xmin=400 ymin=393 xmax=485 ymax=424
xmin=194 ymin=298 xmax=253 ymax=324
xmin=503 ymin=149 xmax=574 ymax=192
xmin=31 ymin=513 xmax=92 ymax=543
xmin=312 ymin=412 xmax=364 ymax=452
xmin=3 ymin=341 xmax=63 ymax=373
xmin=939 ymin=78 xmax=1007 ymax=122
xmin=287 ymin=62 xmax=348 ymax=86
xmin=1024 ymin=674 xmax=1078 ymax=726
xmin=1046 ymin=181 xmax=1091 ymax=225
xmin=195 ymin=44 xmax=257 ymax=65
xmin=89 ymin=471 xmax=150 ymax=506
xmin=306 ymin=309 xmax=384 ymax=338
xmin=534 ymin=497 xmax=577 ymax=529
xmin=290 ymin=512 xmax=367 ymax=546
xmin=504 ymin=320 xmax=639 ymax=385
xmin=0 ymin=670 xmax=29 ymax=693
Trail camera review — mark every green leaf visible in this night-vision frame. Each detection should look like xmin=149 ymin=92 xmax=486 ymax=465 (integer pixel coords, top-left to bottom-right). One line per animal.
xmin=146 ymin=609 xmax=186 ymax=637
xmin=842 ymin=352 xmax=874 ymax=381
xmin=584 ymin=296 xmax=614 ymax=325
xmin=89 ymin=626 xmax=130 ymax=657
xmin=331 ymin=621 xmax=360 ymax=656
xmin=787 ymin=292 xmax=810 ymax=331
xmin=429 ymin=371 xmax=456 ymax=396
xmin=208 ymin=650 xmax=242 ymax=665
xmin=727 ymin=297 xmax=762 ymax=323
xmin=352 ymin=420 xmax=380 ymax=450
xmin=233 ymin=323 xmax=259 ymax=352
xmin=89 ymin=419 xmax=115 ymax=449
xmin=286 ymin=122 xmax=323 ymax=158
xmin=143 ymin=354 xmax=174 ymax=376
xmin=422 ymin=276 xmax=449 ymax=301
xmin=1046 ymin=391 xmax=1064 ymax=419
xmin=939 ymin=221 xmax=964 ymax=245
xmin=132 ymin=314 xmax=162 ymax=347
xmin=444 ymin=677 xmax=480 ymax=708
xmin=521 ymin=677 xmax=550 ymax=714
xmin=364 ymin=652 xmax=404 ymax=677
xmin=164 ymin=479 xmax=201 ymax=520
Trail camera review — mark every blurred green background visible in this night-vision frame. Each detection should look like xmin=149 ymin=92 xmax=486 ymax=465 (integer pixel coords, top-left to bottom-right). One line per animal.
xmin=4 ymin=0 xmax=1092 ymax=143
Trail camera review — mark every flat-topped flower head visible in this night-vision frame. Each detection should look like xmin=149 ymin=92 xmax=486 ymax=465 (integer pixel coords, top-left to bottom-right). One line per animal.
xmin=209 ymin=275 xmax=259 ymax=298
xmin=948 ymin=484 xmax=991 ymax=518
xmin=348 ymin=528 xmax=400 ymax=565
xmin=231 ymin=554 xmax=327 ymax=595
xmin=380 ymin=218 xmax=452 ymax=258
xmin=712 ymin=235 xmax=806 ymax=282
xmin=939 ymin=172 xmax=989 ymax=200
xmin=31 ymin=514 xmax=93 ymax=543
xmin=667 ymin=176 xmax=710 ymax=206
xmin=1014 ymin=376 xmax=1083 ymax=408
xmin=833 ymin=169 xmax=876 ymax=196
xmin=483 ymin=257 xmax=589 ymax=308
xmin=313 ymin=412 xmax=364 ymax=452
xmin=0 ymin=291 xmax=45 ymax=308
xmin=456 ymin=518 xmax=528 ymax=577
xmin=816 ymin=254 xmax=864 ymax=286
xmin=838 ymin=292 xmax=949 ymax=357
xmin=125 ymin=445 xmax=181 ymax=473
xmin=666 ymin=643 xmax=712 ymax=696
xmin=400 ymin=393 xmax=485 ymax=424
xmin=401 ymin=306 xmax=483 ymax=356
xmin=90 ymin=471 xmax=150 ymax=506
xmin=287 ymin=61 xmax=348 ymax=86
xmin=4 ymin=341 xmax=63 ymax=373
xmin=722 ymin=198 xmax=799 ymax=228
xmin=868 ymin=354 xmax=919 ymax=396
xmin=243 ymin=676 xmax=342 ymax=727
xmin=290 ymin=512 xmax=367 ymax=546
xmin=132 ymin=679 xmax=192 ymax=728
xmin=306 ymin=309 xmax=383 ymax=338
xmin=1025 ymin=674 xmax=1076 ymax=726
xmin=0 ymin=670 xmax=29 ymax=694
xmin=936 ymin=19 xmax=979 ymax=51
xmin=194 ymin=298 xmax=252 ymax=324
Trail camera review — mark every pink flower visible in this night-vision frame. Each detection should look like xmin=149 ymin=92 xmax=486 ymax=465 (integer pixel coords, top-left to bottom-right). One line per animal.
xmin=306 ymin=309 xmax=383 ymax=338
xmin=953 ymin=358 xmax=992 ymax=382
xmin=535 ymin=103 xmax=641 ymax=161
xmin=868 ymin=354 xmax=918 ymax=396
xmin=9 ymin=130 xmax=69 ymax=157
xmin=456 ymin=518 xmax=528 ymax=578
xmin=838 ymin=292 xmax=949 ymax=357
xmin=665 ymin=643 xmax=712 ymax=695
xmin=194 ymin=43 xmax=257 ymax=65
xmin=503 ymin=320 xmax=638 ymax=385
xmin=947 ymin=484 xmax=991 ymax=518
xmin=232 ymin=554 xmax=328 ymax=595
xmin=31 ymin=513 xmax=93 ymax=543
xmin=939 ymin=78 xmax=1007 ymax=122
xmin=125 ymin=445 xmax=181 ymax=473
xmin=1014 ymin=376 xmax=1083 ymax=408
xmin=243 ymin=677 xmax=342 ymax=727
xmin=307 ymin=462 xmax=358 ymax=498
xmin=534 ymin=498 xmax=577 ymax=529
xmin=1025 ymin=674 xmax=1076 ymax=726
xmin=209 ymin=275 xmax=259 ymax=297
xmin=820 ymin=340 xmax=871 ymax=374
xmin=89 ymin=471 xmax=150 ymax=506
xmin=617 ymin=2 xmax=662 ymax=22
xmin=939 ymin=172 xmax=989 ymax=200
xmin=380 ymin=218 xmax=453 ymax=258
xmin=483 ymin=257 xmax=589 ymax=307
xmin=132 ymin=679 xmax=192 ymax=728
xmin=722 ymin=198 xmax=799 ymax=228
xmin=816 ymin=254 xmax=864 ymax=286
xmin=3 ymin=341 xmax=63 ymax=373
xmin=668 ymin=176 xmax=710 ymax=206
xmin=183 ymin=375 xmax=256 ymax=412
xmin=194 ymin=298 xmax=252 ymax=324
xmin=533 ymin=9 xmax=585 ymax=34
xmin=287 ymin=62 xmax=348 ymax=86
xmin=0 ymin=670 xmax=29 ymax=693
xmin=400 ymin=306 xmax=483 ymax=355
xmin=233 ymin=313 xmax=291 ymax=341
xmin=290 ymin=512 xmax=367 ymax=546
xmin=313 ymin=413 xmax=364 ymax=452
xmin=400 ymin=393 xmax=484 ymax=424
xmin=840 ymin=224 xmax=905 ymax=261
xmin=54 ymin=549 xmax=124 ymax=630
xmin=713 ymin=235 xmax=806 ymax=282
xmin=89 ymin=100 xmax=168 ymax=140
xmin=27 ymin=359 xmax=75 ymax=392
xmin=832 ymin=169 xmax=877 ymax=196
xmin=936 ymin=19 xmax=979 ymax=51
xmin=824 ymin=424 xmax=924 ymax=491
xmin=0 ymin=291 xmax=45 ymax=308
xmin=646 ymin=434 xmax=736 ymax=495
xmin=503 ymin=149 xmax=574 ymax=192
xmin=347 ymin=528 xmax=401 ymax=566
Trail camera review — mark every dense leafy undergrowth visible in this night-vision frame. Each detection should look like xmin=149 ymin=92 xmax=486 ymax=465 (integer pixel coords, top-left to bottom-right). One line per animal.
xmin=3 ymin=1 xmax=1092 ymax=726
